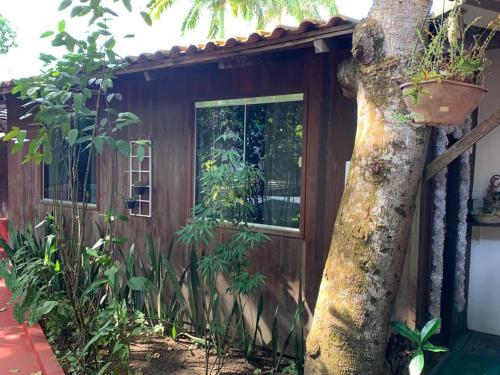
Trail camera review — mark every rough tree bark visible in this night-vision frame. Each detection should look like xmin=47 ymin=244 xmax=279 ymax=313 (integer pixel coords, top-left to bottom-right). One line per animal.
xmin=305 ymin=1 xmax=432 ymax=374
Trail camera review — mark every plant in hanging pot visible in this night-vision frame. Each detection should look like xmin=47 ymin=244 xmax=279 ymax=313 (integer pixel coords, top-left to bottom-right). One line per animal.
xmin=132 ymin=180 xmax=149 ymax=196
xmin=123 ymin=196 xmax=138 ymax=210
xmin=401 ymin=5 xmax=498 ymax=126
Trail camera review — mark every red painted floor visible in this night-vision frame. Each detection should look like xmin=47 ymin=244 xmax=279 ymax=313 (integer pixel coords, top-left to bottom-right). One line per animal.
xmin=0 ymin=218 xmax=64 ymax=375
xmin=0 ymin=279 xmax=43 ymax=374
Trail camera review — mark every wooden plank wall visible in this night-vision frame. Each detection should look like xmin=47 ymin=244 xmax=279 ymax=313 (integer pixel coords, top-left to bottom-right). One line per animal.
xmin=5 ymin=47 xmax=419 ymax=340
xmin=0 ymin=143 xmax=7 ymax=216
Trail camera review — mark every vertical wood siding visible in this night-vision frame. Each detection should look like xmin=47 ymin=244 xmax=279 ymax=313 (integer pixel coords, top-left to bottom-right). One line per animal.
xmin=6 ymin=48 xmax=376 ymax=339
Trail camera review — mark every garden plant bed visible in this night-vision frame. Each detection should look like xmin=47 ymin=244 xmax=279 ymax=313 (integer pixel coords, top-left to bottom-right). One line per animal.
xmin=128 ymin=337 xmax=291 ymax=375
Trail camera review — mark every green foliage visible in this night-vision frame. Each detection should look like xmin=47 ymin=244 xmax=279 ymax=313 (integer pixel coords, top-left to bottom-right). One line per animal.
xmin=269 ymin=281 xmax=305 ymax=374
xmin=0 ymin=220 xmax=64 ymax=326
xmin=0 ymin=15 xmax=16 ymax=55
xmin=390 ymin=318 xmax=448 ymax=375
xmin=1 ymin=219 xmax=150 ymax=374
xmin=406 ymin=4 xmax=498 ymax=103
xmin=0 ymin=1 xmax=145 ymax=373
xmin=176 ymin=128 xmax=269 ymax=372
xmin=147 ymin=0 xmax=338 ymax=38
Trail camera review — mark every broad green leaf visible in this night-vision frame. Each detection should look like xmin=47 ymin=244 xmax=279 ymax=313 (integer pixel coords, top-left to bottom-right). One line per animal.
xmin=104 ymin=264 xmax=119 ymax=290
xmin=137 ymin=144 xmax=145 ymax=163
xmin=2 ymin=127 xmax=20 ymax=141
xmin=390 ymin=321 xmax=420 ymax=343
xmin=409 ymin=348 xmax=425 ymax=375
xmin=420 ymin=317 xmax=441 ymax=343
xmin=141 ymin=11 xmax=152 ymax=26
xmin=71 ymin=6 xmax=89 ymax=18
xmin=122 ymin=0 xmax=132 ymax=12
xmin=58 ymin=19 xmax=66 ymax=32
xmin=35 ymin=300 xmax=58 ymax=316
xmin=423 ymin=342 xmax=448 ymax=353
xmin=40 ymin=31 xmax=55 ymax=39
xmin=95 ymin=362 xmax=112 ymax=375
xmin=83 ymin=279 xmax=107 ymax=296
xmin=73 ymin=92 xmax=84 ymax=111
xmin=67 ymin=128 xmax=78 ymax=146
xmin=128 ymin=276 xmax=153 ymax=291
xmin=116 ymin=140 xmax=131 ymax=156
xmin=58 ymin=0 xmax=72 ymax=11
xmin=39 ymin=53 xmax=56 ymax=64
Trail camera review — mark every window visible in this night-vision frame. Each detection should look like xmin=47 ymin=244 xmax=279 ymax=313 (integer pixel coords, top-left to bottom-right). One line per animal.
xmin=43 ymin=118 xmax=97 ymax=205
xmin=195 ymin=94 xmax=304 ymax=230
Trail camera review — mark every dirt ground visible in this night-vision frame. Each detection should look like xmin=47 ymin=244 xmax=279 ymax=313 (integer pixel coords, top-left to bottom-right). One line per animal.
xmin=128 ymin=337 xmax=278 ymax=375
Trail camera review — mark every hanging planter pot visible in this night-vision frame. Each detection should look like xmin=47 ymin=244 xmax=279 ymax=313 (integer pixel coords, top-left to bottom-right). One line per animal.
xmin=124 ymin=198 xmax=138 ymax=210
xmin=400 ymin=79 xmax=487 ymax=126
xmin=132 ymin=183 xmax=149 ymax=196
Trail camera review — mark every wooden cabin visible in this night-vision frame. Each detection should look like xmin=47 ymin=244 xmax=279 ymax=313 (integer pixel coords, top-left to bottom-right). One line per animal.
xmin=0 ymin=17 xmax=425 ymax=341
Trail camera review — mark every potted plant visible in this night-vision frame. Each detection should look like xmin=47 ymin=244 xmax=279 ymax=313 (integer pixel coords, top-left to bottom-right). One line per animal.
xmin=132 ymin=180 xmax=149 ymax=196
xmin=401 ymin=5 xmax=498 ymax=126
xmin=123 ymin=196 xmax=138 ymax=210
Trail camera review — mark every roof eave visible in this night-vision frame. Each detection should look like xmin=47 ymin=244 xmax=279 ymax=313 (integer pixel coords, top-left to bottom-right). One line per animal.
xmin=118 ymin=22 xmax=355 ymax=76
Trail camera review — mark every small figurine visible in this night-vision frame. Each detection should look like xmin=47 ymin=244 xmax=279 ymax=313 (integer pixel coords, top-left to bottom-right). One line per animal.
xmin=471 ymin=175 xmax=500 ymax=224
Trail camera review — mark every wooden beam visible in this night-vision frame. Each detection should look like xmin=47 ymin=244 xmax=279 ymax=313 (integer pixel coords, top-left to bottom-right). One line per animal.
xmin=217 ymin=54 xmax=280 ymax=69
xmin=424 ymin=109 xmax=500 ymax=181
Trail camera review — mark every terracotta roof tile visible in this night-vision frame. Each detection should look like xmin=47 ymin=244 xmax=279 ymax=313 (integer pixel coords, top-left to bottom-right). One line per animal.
xmin=1 ymin=16 xmax=354 ymax=91
xmin=123 ymin=16 xmax=353 ymax=68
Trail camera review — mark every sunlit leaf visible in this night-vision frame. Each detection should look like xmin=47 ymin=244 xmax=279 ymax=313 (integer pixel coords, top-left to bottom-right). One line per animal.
xmin=57 ymin=19 xmax=66 ymax=32
xmin=409 ymin=348 xmax=425 ymax=375
xmin=420 ymin=317 xmax=441 ymax=343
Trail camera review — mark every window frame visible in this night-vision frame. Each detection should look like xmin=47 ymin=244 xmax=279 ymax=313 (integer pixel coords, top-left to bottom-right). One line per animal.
xmin=192 ymin=92 xmax=308 ymax=238
xmin=40 ymin=139 xmax=99 ymax=210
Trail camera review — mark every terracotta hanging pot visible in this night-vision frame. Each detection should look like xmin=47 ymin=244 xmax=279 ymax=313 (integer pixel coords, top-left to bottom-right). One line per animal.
xmin=400 ymin=79 xmax=487 ymax=126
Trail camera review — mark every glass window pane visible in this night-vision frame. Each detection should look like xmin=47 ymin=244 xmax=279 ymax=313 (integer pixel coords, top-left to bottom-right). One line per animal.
xmin=195 ymin=95 xmax=303 ymax=229
xmin=246 ymin=101 xmax=303 ymax=228
xmin=195 ymin=105 xmax=244 ymax=204
xmin=43 ymin=117 xmax=97 ymax=204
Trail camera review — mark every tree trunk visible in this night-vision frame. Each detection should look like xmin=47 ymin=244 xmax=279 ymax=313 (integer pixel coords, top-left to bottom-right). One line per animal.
xmin=305 ymin=1 xmax=432 ymax=374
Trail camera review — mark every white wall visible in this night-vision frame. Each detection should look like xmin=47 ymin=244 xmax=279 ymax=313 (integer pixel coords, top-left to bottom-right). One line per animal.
xmin=467 ymin=48 xmax=500 ymax=335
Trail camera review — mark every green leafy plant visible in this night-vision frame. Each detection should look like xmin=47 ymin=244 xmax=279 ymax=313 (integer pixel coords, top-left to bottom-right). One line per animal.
xmin=0 ymin=219 xmax=65 ymax=326
xmin=269 ymin=281 xmax=305 ymax=375
xmin=177 ymin=128 xmax=269 ymax=373
xmin=147 ymin=0 xmax=338 ymax=38
xmin=0 ymin=0 xmax=146 ymax=372
xmin=0 ymin=15 xmax=16 ymax=55
xmin=390 ymin=318 xmax=448 ymax=375
xmin=406 ymin=4 xmax=498 ymax=104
